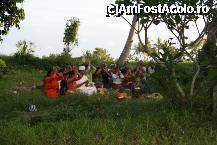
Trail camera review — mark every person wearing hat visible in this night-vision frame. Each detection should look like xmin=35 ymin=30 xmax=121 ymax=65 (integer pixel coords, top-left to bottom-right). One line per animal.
xmin=76 ymin=66 xmax=97 ymax=95
xmin=76 ymin=66 xmax=89 ymax=87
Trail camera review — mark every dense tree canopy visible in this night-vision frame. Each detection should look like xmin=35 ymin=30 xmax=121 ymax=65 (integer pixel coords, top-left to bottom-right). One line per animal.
xmin=83 ymin=48 xmax=114 ymax=65
xmin=0 ymin=0 xmax=25 ymax=41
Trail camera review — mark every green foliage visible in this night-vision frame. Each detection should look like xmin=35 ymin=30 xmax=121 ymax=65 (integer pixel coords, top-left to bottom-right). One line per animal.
xmin=155 ymin=40 xmax=179 ymax=63
xmin=199 ymin=41 xmax=217 ymax=89
xmin=0 ymin=0 xmax=25 ymax=41
xmin=83 ymin=48 xmax=114 ymax=66
xmin=0 ymin=58 xmax=6 ymax=68
xmin=42 ymin=54 xmax=83 ymax=70
xmin=14 ymin=40 xmax=35 ymax=57
xmin=2 ymin=53 xmax=84 ymax=71
xmin=0 ymin=58 xmax=7 ymax=78
xmin=199 ymin=41 xmax=217 ymax=66
xmin=207 ymin=68 xmax=217 ymax=86
xmin=63 ymin=17 xmax=80 ymax=55
xmin=131 ymin=41 xmax=153 ymax=61
xmin=149 ymin=63 xmax=193 ymax=98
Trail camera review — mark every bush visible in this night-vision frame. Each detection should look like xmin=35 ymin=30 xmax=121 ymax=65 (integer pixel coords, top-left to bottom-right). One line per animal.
xmin=149 ymin=63 xmax=193 ymax=98
xmin=1 ymin=54 xmax=84 ymax=71
xmin=41 ymin=54 xmax=83 ymax=70
xmin=0 ymin=58 xmax=6 ymax=68
xmin=0 ymin=58 xmax=7 ymax=78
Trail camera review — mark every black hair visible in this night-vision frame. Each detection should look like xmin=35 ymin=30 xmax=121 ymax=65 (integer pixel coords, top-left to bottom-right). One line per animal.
xmin=59 ymin=68 xmax=64 ymax=73
xmin=46 ymin=69 xmax=52 ymax=77
xmin=68 ymin=70 xmax=75 ymax=78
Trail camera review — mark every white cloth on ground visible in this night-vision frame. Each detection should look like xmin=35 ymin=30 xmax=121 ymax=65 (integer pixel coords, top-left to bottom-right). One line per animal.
xmin=76 ymin=75 xmax=97 ymax=95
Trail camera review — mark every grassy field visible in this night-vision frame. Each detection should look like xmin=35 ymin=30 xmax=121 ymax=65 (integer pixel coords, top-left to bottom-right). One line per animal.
xmin=1 ymin=68 xmax=217 ymax=145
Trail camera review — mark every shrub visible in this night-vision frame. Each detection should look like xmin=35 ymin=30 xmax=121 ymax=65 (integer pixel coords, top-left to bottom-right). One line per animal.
xmin=1 ymin=54 xmax=84 ymax=71
xmin=149 ymin=63 xmax=193 ymax=98
xmin=83 ymin=48 xmax=114 ymax=66
xmin=0 ymin=58 xmax=7 ymax=77
xmin=0 ymin=58 xmax=6 ymax=68
xmin=41 ymin=54 xmax=83 ymax=70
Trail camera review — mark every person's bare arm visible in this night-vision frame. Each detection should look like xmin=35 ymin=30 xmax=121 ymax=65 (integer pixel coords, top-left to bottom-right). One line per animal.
xmin=76 ymin=80 xmax=89 ymax=88
xmin=67 ymin=77 xmax=77 ymax=83
xmin=103 ymin=69 xmax=112 ymax=77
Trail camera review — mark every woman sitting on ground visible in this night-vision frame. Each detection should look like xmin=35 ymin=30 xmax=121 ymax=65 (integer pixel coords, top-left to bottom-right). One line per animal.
xmin=121 ymin=61 xmax=133 ymax=88
xmin=134 ymin=61 xmax=146 ymax=79
xmin=110 ymin=64 xmax=124 ymax=89
xmin=93 ymin=65 xmax=111 ymax=95
xmin=93 ymin=67 xmax=104 ymax=88
xmin=44 ymin=67 xmax=62 ymax=98
xmin=58 ymin=68 xmax=68 ymax=95
xmin=101 ymin=64 xmax=112 ymax=89
xmin=67 ymin=66 xmax=79 ymax=93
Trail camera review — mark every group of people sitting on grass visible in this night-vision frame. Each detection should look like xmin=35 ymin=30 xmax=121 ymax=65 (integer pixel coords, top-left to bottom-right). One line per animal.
xmin=44 ymin=65 xmax=97 ymax=98
xmin=44 ymin=61 xmax=156 ymax=98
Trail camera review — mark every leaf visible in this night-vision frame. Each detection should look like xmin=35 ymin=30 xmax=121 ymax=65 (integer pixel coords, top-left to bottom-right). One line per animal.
xmin=167 ymin=18 xmax=176 ymax=28
xmin=174 ymin=15 xmax=181 ymax=24
xmin=153 ymin=19 xmax=160 ymax=25
xmin=185 ymin=25 xmax=189 ymax=29
xmin=173 ymin=52 xmax=183 ymax=60
xmin=140 ymin=18 xmax=150 ymax=25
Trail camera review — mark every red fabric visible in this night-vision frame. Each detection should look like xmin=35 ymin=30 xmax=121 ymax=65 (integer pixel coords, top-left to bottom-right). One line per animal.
xmin=67 ymin=76 xmax=78 ymax=92
xmin=44 ymin=74 xmax=61 ymax=98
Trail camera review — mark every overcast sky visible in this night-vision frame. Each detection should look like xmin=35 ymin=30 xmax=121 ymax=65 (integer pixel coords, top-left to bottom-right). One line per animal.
xmin=0 ymin=0 xmax=204 ymax=59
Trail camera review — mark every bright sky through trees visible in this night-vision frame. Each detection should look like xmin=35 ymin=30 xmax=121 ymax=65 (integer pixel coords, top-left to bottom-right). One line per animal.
xmin=0 ymin=0 xmax=204 ymax=58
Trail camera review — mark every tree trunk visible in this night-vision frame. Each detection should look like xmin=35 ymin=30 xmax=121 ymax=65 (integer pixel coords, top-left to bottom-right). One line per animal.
xmin=171 ymin=68 xmax=188 ymax=105
xmin=118 ymin=15 xmax=138 ymax=65
xmin=208 ymin=18 xmax=217 ymax=112
xmin=190 ymin=61 xmax=200 ymax=97
xmin=144 ymin=26 xmax=148 ymax=49
xmin=207 ymin=17 xmax=217 ymax=45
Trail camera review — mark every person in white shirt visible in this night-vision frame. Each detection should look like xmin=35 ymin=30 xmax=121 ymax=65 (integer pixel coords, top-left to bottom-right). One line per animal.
xmin=76 ymin=66 xmax=97 ymax=95
xmin=110 ymin=65 xmax=124 ymax=89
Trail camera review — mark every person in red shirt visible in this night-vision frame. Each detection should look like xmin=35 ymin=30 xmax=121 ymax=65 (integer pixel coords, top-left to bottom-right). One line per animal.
xmin=44 ymin=67 xmax=62 ymax=98
xmin=67 ymin=66 xmax=79 ymax=93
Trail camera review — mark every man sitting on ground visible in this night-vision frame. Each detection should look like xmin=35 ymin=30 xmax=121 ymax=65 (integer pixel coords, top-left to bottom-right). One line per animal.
xmin=76 ymin=66 xmax=97 ymax=95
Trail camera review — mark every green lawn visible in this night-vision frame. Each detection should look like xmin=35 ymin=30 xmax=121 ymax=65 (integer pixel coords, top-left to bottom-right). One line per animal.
xmin=0 ymin=68 xmax=217 ymax=145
